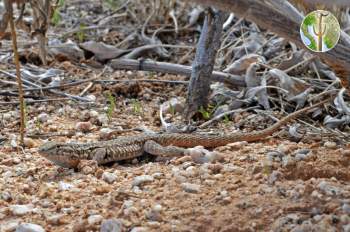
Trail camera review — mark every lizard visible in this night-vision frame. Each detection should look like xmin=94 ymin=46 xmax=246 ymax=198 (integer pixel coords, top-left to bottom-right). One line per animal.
xmin=38 ymin=99 xmax=329 ymax=168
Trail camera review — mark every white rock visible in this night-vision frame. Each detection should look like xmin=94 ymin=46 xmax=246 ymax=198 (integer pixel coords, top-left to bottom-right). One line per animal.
xmin=153 ymin=204 xmax=162 ymax=212
xmin=343 ymin=204 xmax=350 ymax=214
xmin=89 ymin=110 xmax=99 ymax=118
xmin=10 ymin=204 xmax=33 ymax=216
xmin=295 ymin=153 xmax=307 ymax=161
xmin=123 ymin=200 xmax=134 ymax=209
xmin=15 ymin=223 xmax=45 ymax=232
xmin=343 ymin=224 xmax=350 ymax=232
xmin=186 ymin=146 xmax=219 ymax=164
xmin=97 ymin=114 xmax=109 ymax=126
xmin=37 ymin=113 xmax=48 ymax=123
xmin=102 ymin=172 xmax=117 ymax=184
xmin=181 ymin=183 xmax=201 ymax=193
xmin=324 ymin=141 xmax=337 ymax=149
xmin=130 ymin=227 xmax=148 ymax=232
xmin=152 ymin=172 xmax=163 ymax=179
xmin=132 ymin=175 xmax=154 ymax=186
xmin=58 ymin=181 xmax=74 ymax=191
xmin=318 ymin=181 xmax=340 ymax=196
xmin=85 ymin=94 xmax=96 ymax=102
xmin=3 ymin=113 xmax=12 ymax=121
xmin=1 ymin=220 xmax=20 ymax=232
xmin=100 ymin=219 xmax=123 ymax=232
xmin=87 ymin=214 xmax=103 ymax=225
xmin=226 ymin=141 xmax=248 ymax=149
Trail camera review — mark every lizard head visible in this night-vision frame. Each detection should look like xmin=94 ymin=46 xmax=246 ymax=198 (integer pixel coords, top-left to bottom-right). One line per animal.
xmin=38 ymin=141 xmax=80 ymax=168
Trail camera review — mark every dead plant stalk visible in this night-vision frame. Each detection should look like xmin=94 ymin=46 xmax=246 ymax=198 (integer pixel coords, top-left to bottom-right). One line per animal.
xmin=8 ymin=2 xmax=25 ymax=146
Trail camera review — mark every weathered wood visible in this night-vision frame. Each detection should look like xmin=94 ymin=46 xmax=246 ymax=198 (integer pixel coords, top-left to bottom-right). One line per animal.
xmin=185 ymin=0 xmax=350 ymax=90
xmin=185 ymin=9 xmax=228 ymax=119
xmin=110 ymin=58 xmax=245 ymax=86
xmin=303 ymin=0 xmax=350 ymax=7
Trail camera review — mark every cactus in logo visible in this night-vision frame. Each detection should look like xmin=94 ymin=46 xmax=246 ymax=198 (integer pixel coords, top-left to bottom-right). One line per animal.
xmin=313 ymin=11 xmax=329 ymax=51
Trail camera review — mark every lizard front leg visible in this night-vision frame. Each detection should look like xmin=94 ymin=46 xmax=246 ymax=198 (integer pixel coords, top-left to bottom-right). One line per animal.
xmin=144 ymin=140 xmax=186 ymax=157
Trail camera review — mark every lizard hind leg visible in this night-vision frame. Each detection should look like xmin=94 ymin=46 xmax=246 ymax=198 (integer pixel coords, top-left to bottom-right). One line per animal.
xmin=144 ymin=140 xmax=186 ymax=157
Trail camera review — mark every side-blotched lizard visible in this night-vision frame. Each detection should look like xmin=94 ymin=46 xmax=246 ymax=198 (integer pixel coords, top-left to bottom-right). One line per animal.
xmin=38 ymin=100 xmax=328 ymax=168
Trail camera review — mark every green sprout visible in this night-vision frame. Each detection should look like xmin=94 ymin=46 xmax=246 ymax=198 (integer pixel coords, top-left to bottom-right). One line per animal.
xmin=106 ymin=92 xmax=116 ymax=121
xmin=51 ymin=0 xmax=65 ymax=26
xmin=198 ymin=105 xmax=215 ymax=120
xmin=75 ymin=24 xmax=86 ymax=42
xmin=131 ymin=99 xmax=143 ymax=115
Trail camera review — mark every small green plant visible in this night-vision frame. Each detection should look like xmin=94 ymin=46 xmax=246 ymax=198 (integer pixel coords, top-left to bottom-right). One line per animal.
xmin=198 ymin=105 xmax=215 ymax=120
xmin=75 ymin=24 xmax=86 ymax=42
xmin=35 ymin=118 xmax=42 ymax=131
xmin=106 ymin=92 xmax=116 ymax=121
xmin=168 ymin=103 xmax=176 ymax=116
xmin=104 ymin=0 xmax=122 ymax=10
xmin=223 ymin=114 xmax=230 ymax=124
xmin=131 ymin=99 xmax=143 ymax=115
xmin=51 ymin=0 xmax=65 ymax=26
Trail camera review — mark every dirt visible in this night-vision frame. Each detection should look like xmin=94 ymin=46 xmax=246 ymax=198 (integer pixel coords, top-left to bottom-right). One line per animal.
xmin=0 ymin=75 xmax=349 ymax=231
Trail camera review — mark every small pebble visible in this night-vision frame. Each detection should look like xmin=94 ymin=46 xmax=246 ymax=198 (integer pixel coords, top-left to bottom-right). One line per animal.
xmin=23 ymin=138 xmax=36 ymax=148
xmin=102 ymin=172 xmax=117 ymax=184
xmin=100 ymin=219 xmax=123 ymax=232
xmin=318 ymin=181 xmax=340 ymax=196
xmin=343 ymin=224 xmax=350 ymax=232
xmin=324 ymin=141 xmax=337 ymax=149
xmin=146 ymin=207 xmax=162 ymax=222
xmin=132 ymin=175 xmax=154 ymax=186
xmin=10 ymin=204 xmax=33 ymax=216
xmin=37 ymin=113 xmax=48 ymax=123
xmin=15 ymin=223 xmax=45 ymax=232
xmin=268 ymin=171 xmax=281 ymax=184
xmin=47 ymin=214 xmax=64 ymax=225
xmin=341 ymin=215 xmax=350 ymax=224
xmin=295 ymin=153 xmax=307 ymax=161
xmin=97 ymin=114 xmax=109 ymax=126
xmin=76 ymin=122 xmax=92 ymax=133
xmin=341 ymin=149 xmax=350 ymax=156
xmin=87 ymin=214 xmax=103 ymax=225
xmin=86 ymin=94 xmax=96 ymax=102
xmin=1 ymin=191 xmax=12 ymax=202
xmin=99 ymin=128 xmax=114 ymax=140
xmin=2 ymin=220 xmax=20 ymax=232
xmin=343 ymin=204 xmax=350 ymax=214
xmin=266 ymin=151 xmax=284 ymax=162
xmin=181 ymin=183 xmax=201 ymax=193
xmin=223 ymin=164 xmax=244 ymax=174
xmin=187 ymin=146 xmax=221 ymax=164
xmin=227 ymin=141 xmax=248 ymax=149
xmin=130 ymin=227 xmax=148 ymax=232
xmin=89 ymin=110 xmax=99 ymax=118
xmin=58 ymin=181 xmax=74 ymax=191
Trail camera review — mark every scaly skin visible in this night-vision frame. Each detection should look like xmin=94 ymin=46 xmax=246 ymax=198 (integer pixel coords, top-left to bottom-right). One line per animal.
xmin=38 ymin=100 xmax=328 ymax=168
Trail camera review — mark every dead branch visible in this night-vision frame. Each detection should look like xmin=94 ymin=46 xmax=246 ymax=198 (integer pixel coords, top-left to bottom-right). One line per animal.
xmin=110 ymin=58 xmax=245 ymax=86
xmin=8 ymin=0 xmax=25 ymax=146
xmin=185 ymin=0 xmax=350 ymax=92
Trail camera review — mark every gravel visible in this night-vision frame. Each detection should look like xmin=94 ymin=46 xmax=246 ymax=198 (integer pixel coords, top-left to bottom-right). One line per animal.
xmin=132 ymin=175 xmax=154 ymax=186
xmin=181 ymin=183 xmax=201 ymax=193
